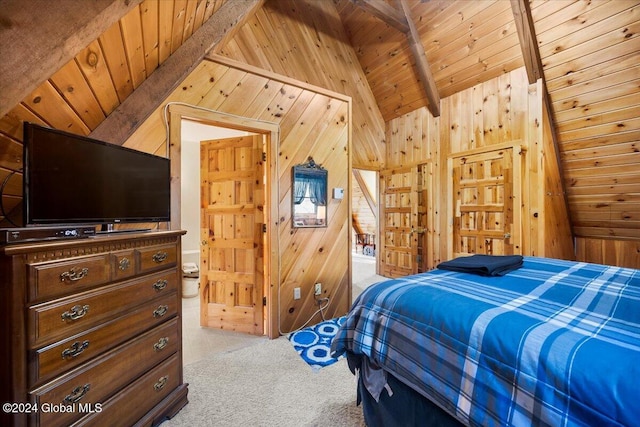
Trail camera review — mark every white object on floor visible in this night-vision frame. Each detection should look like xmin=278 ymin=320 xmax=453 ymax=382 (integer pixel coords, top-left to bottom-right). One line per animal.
xmin=182 ymin=277 xmax=199 ymax=298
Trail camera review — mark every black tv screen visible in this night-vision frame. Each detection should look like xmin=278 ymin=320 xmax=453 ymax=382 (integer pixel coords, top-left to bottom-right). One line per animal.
xmin=23 ymin=123 xmax=171 ymax=226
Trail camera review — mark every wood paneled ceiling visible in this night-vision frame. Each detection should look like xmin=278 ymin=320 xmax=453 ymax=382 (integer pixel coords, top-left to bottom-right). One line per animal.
xmin=336 ymin=0 xmax=526 ymax=120
xmin=0 ymin=0 xmax=638 ymax=241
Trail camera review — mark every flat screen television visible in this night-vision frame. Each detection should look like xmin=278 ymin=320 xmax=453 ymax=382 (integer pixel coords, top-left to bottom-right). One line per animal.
xmin=23 ymin=122 xmax=171 ymax=230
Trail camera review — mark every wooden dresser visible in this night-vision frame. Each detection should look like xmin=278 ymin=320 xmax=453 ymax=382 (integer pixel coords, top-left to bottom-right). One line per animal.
xmin=0 ymin=230 xmax=188 ymax=427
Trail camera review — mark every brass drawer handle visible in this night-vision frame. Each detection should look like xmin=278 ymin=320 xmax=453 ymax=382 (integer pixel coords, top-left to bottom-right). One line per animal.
xmin=119 ymin=257 xmax=131 ymax=271
xmin=152 ymin=279 xmax=168 ymax=291
xmin=62 ymin=340 xmax=90 ymax=359
xmin=152 ymin=251 xmax=168 ymax=263
xmin=153 ymin=337 xmax=169 ymax=352
xmin=154 ymin=376 xmax=168 ymax=392
xmin=153 ymin=305 xmax=168 ymax=318
xmin=60 ymin=267 xmax=89 ymax=282
xmin=63 ymin=384 xmax=90 ymax=404
xmin=61 ymin=304 xmax=90 ymax=321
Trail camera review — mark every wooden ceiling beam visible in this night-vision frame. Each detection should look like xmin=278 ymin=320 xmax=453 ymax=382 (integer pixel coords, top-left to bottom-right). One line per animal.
xmin=397 ymin=0 xmax=440 ymax=117
xmin=351 ymin=0 xmax=440 ymax=117
xmin=0 ymin=0 xmax=143 ymax=118
xmin=510 ymin=0 xmax=543 ymax=84
xmin=89 ymin=0 xmax=264 ymax=145
xmin=352 ymin=0 xmax=409 ymax=33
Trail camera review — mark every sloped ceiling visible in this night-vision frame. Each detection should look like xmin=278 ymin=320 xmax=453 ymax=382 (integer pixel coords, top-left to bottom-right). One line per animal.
xmin=336 ymin=0 xmax=526 ymax=120
xmin=0 ymin=0 xmax=638 ymax=241
xmin=336 ymin=0 xmax=639 ymax=240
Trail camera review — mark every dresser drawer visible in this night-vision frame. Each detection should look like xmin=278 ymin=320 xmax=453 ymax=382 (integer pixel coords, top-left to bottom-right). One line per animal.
xmin=31 ymin=319 xmax=180 ymax=427
xmin=29 ymin=270 xmax=178 ymax=347
xmin=137 ymin=244 xmax=177 ymax=274
xmin=71 ymin=353 xmax=182 ymax=427
xmin=32 ymin=293 xmax=178 ymax=386
xmin=28 ymin=254 xmax=111 ymax=302
xmin=111 ymin=249 xmax=137 ymax=281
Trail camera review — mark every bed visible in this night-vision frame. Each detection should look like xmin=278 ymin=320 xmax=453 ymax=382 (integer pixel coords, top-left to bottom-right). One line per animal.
xmin=330 ymin=256 xmax=640 ymax=427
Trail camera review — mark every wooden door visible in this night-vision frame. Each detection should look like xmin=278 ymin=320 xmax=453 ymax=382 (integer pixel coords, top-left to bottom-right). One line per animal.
xmin=415 ymin=163 xmax=430 ymax=274
xmin=200 ymin=135 xmax=264 ymax=335
xmin=379 ymin=164 xmax=430 ymax=278
xmin=450 ymin=147 xmax=521 ymax=258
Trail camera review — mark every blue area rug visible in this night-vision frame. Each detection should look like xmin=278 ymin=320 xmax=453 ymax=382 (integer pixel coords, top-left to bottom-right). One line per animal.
xmin=288 ymin=316 xmax=346 ymax=371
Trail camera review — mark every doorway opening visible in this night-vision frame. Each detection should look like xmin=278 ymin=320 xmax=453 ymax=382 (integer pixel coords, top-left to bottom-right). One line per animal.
xmin=180 ymin=120 xmax=252 ymax=289
xmin=168 ymin=103 xmax=280 ymax=338
xmin=180 ymin=120 xmax=265 ymax=332
xmin=351 ymin=169 xmax=381 ymax=297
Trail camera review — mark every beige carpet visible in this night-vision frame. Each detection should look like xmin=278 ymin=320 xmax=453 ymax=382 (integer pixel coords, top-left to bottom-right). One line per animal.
xmin=161 ymin=337 xmax=365 ymax=426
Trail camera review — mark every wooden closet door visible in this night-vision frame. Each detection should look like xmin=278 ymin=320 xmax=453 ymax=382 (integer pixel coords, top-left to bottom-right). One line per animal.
xmin=379 ymin=164 xmax=430 ymax=278
xmin=450 ymin=147 xmax=521 ymax=258
xmin=200 ymin=135 xmax=264 ymax=335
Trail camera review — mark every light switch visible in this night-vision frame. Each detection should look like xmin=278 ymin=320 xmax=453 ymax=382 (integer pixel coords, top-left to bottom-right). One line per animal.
xmin=333 ymin=188 xmax=344 ymax=199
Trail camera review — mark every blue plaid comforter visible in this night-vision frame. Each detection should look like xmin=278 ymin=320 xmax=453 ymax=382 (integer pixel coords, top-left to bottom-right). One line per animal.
xmin=331 ymin=257 xmax=640 ymax=426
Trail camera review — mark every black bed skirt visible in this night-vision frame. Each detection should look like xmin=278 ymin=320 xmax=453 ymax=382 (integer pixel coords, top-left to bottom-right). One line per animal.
xmin=357 ymin=368 xmax=464 ymax=427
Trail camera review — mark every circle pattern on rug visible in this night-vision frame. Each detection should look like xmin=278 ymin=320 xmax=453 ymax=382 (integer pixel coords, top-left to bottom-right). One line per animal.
xmin=289 ymin=330 xmax=319 ymax=347
xmin=317 ymin=322 xmax=339 ymax=336
xmin=288 ymin=316 xmax=346 ymax=370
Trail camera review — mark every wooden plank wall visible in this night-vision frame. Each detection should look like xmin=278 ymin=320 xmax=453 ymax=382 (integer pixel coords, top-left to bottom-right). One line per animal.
xmin=541 ymin=95 xmax=575 ymax=262
xmin=534 ymin=0 xmax=640 ymax=241
xmin=122 ymin=57 xmax=351 ymax=336
xmin=532 ymin=0 xmax=640 ymax=269
xmin=217 ymin=0 xmax=386 ymax=170
xmin=575 ymin=237 xmax=640 ymax=269
xmin=386 ymin=67 xmax=574 ymax=267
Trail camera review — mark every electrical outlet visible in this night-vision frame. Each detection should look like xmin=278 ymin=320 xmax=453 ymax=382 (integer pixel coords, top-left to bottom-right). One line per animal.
xmin=294 ymin=287 xmax=301 ymax=300
xmin=314 ymin=283 xmax=322 ymax=296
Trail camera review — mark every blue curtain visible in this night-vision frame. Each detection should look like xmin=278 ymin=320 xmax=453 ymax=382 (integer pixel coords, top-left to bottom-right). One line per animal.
xmin=308 ymin=176 xmax=327 ymax=206
xmin=293 ymin=168 xmax=327 ymax=206
xmin=294 ymin=177 xmax=307 ymax=204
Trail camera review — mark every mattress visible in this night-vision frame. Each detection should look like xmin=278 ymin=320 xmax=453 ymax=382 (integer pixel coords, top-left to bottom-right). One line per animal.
xmin=331 ymin=257 xmax=640 ymax=426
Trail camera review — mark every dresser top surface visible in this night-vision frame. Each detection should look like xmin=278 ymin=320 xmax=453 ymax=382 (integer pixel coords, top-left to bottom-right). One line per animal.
xmin=1 ymin=229 xmax=186 ymax=256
